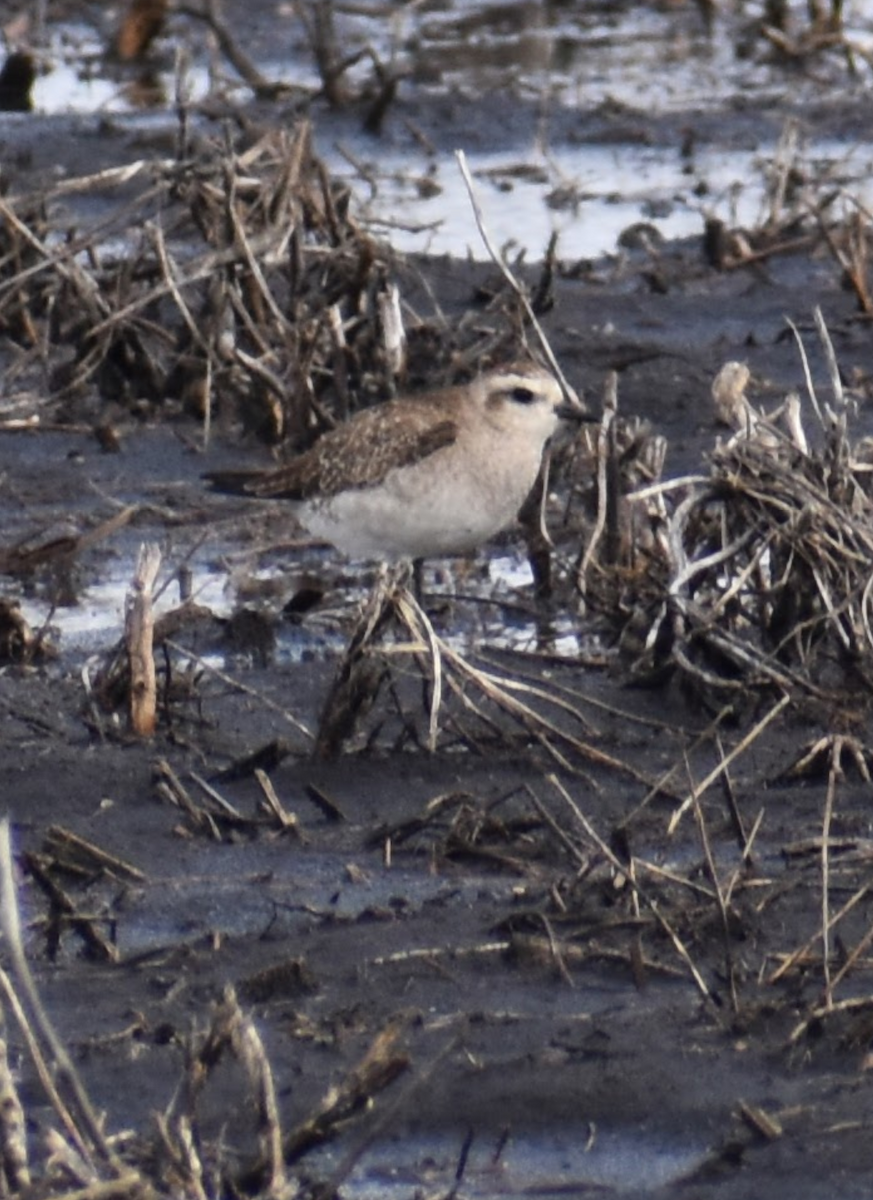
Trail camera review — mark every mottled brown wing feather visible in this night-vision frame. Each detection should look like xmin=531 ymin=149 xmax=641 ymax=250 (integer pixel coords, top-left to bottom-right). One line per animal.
xmin=234 ymin=404 xmax=460 ymax=501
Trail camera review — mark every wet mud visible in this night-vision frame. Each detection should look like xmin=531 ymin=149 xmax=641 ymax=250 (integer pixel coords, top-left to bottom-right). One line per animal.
xmin=3 ymin=2 xmax=873 ymax=1198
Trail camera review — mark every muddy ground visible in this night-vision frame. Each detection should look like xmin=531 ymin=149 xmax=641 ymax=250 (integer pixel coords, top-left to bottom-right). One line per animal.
xmin=3 ymin=3 xmax=873 ymax=1198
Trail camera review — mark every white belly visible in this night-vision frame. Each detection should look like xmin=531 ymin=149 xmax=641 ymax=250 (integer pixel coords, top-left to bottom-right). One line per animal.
xmin=298 ymin=447 xmax=541 ymax=560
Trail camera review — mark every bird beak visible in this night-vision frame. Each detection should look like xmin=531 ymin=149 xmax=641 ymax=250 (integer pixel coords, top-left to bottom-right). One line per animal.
xmin=556 ymin=400 xmax=599 ymax=424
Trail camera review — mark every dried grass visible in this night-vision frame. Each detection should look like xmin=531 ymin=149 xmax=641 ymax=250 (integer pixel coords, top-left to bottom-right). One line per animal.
xmin=0 ymin=120 xmax=545 ymax=450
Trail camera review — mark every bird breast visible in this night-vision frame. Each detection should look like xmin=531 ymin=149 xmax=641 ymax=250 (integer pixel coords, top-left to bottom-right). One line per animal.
xmin=299 ymin=430 xmax=546 ymax=560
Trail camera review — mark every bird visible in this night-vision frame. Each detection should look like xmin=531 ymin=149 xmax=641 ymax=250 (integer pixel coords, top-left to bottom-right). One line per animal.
xmin=205 ymin=361 xmax=586 ymax=561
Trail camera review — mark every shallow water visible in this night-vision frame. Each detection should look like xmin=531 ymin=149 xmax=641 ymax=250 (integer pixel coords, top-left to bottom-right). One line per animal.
xmin=17 ymin=544 xmax=593 ymax=670
xmin=306 ymin=1126 xmax=710 ymax=1197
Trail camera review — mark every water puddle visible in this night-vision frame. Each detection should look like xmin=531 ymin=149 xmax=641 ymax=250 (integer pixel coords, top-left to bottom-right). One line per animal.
xmin=18 ymin=553 xmax=224 ymax=662
xmin=100 ymin=852 xmax=503 ymax=955
xmin=303 ymin=1127 xmax=709 ymax=1198
xmin=342 ymin=140 xmax=769 ymax=261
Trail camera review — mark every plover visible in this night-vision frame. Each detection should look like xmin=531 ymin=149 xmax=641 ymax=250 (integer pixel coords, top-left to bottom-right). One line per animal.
xmin=206 ymin=362 xmax=584 ymax=560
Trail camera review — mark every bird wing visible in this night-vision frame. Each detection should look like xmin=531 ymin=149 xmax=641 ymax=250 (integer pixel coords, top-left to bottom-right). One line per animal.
xmin=208 ymin=402 xmax=460 ymax=502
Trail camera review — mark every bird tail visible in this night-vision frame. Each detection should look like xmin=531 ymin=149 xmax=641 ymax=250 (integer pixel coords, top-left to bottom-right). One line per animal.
xmin=202 ymin=469 xmax=264 ymax=495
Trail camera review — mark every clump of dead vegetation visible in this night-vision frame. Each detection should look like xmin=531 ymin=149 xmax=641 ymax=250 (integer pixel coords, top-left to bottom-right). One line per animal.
xmin=0 ymin=115 xmax=544 ymax=447
xmin=593 ymin=313 xmax=873 ymax=716
xmin=749 ymin=0 xmax=863 ymax=71
xmin=701 ymin=117 xmax=873 ymax=324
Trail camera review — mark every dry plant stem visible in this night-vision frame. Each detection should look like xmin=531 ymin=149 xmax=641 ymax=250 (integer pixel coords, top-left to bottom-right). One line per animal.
xmin=768 ymin=879 xmax=873 ymax=985
xmin=576 ymin=372 xmax=617 ymax=596
xmin=813 ymin=303 xmax=847 ymax=411
xmin=788 ymin=995 xmax=873 ymax=1046
xmin=815 ymin=208 xmax=873 ymax=316
xmin=0 ymin=174 xmax=167 ymax=308
xmin=448 ymin=1129 xmax=475 ymax=1200
xmin=0 ymin=967 xmax=87 ymax=1169
xmin=175 ymin=43 xmax=191 ymax=159
xmin=544 ymin=777 xmax=716 ymax=1006
xmin=0 ymin=820 xmax=124 ymax=1175
xmin=154 ymin=757 xmax=222 ymax=838
xmin=454 ymin=149 xmax=582 ymax=409
xmin=303 ymin=1031 xmax=457 ymax=1200
xmin=785 ymin=315 xmax=825 ymax=426
xmin=740 ymin=805 xmax=765 ymax=864
xmin=533 ymin=912 xmax=575 ymax=986
xmin=371 ymin=943 xmax=508 ymax=969
xmin=766 ymin=120 xmax=798 ymax=228
xmin=202 ymin=353 xmax=213 ymax=449
xmin=688 ymin=753 xmax=739 ymax=1013
xmin=45 ymin=825 xmax=145 ymax=882
xmin=534 ymin=446 xmax=554 ymax=551
xmin=0 ymin=1009 xmax=29 ymax=1191
xmin=627 ymin=474 xmax=710 ymax=503
xmin=148 ymin=219 xmax=218 ymax=445
xmin=442 ymin=669 xmax=581 ymax=771
xmin=86 ymin=231 xmax=285 ymax=340
xmin=220 ymin=988 xmax=286 ymax=1198
xmin=695 ymin=628 xmax=811 ymax=696
xmin=225 ymin=190 xmax=294 ymax=334
xmin=315 ymin=567 xmax=400 ymax=757
xmin=164 ymin=996 xmax=242 ymax=1133
xmin=663 ymin=411 xmax=873 ymax=683
xmin=716 ymin=735 xmax=748 ymax=850
xmin=378 ymin=282 xmax=406 ymax=380
xmin=826 ymin=905 xmax=873 ymax=997
xmin=53 ymin=163 xmax=169 ymax=197
xmin=178 ymin=0 xmax=289 ymax=96
xmin=150 ymin=222 xmax=211 ymax=358
xmin=408 ymin=595 xmax=442 ymax=751
xmin=233 ymin=346 xmax=288 ymax=403
xmin=738 ymin=1101 xmax=782 ymax=1142
xmin=394 ymin=593 xmax=654 ymax=784
xmin=523 ymin=784 xmax=590 ymax=873
xmin=722 ymin=806 xmax=766 ymax=910
xmin=255 ymin=768 xmax=300 ymax=833
xmin=25 ymin=1172 xmax=146 ymax=1199
xmin=667 ymin=695 xmax=790 ymax=835
xmin=619 ymin=705 xmax=737 ymax=829
xmin=668 ymin=501 xmax=758 ymax=596
xmin=821 ymin=752 xmax=838 ymax=1009
xmin=126 ymin=543 xmax=162 ymax=736
xmin=478 ymin=652 xmax=682 ymax=737
xmin=707 ymin=532 xmax=776 ymax=622
xmin=0 ymin=504 xmax=139 ymax=576
xmin=283 ymin=1020 xmax=410 ymax=1166
xmin=163 ymin=638 xmax=313 ymax=741
xmin=153 ymin=1112 xmax=207 ymax=1200
xmin=0 ymin=198 xmax=108 ymax=323
xmin=24 ymin=853 xmax=119 ymax=962
xmin=188 ymin=771 xmax=244 ymax=819
xmin=635 ymin=856 xmax=716 ymax=900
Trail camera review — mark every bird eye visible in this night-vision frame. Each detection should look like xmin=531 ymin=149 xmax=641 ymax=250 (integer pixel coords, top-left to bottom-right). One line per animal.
xmin=511 ymin=386 xmax=535 ymax=404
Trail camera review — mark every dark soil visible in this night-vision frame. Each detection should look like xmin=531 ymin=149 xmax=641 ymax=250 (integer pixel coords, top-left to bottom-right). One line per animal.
xmin=3 ymin=3 xmax=873 ymax=1197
